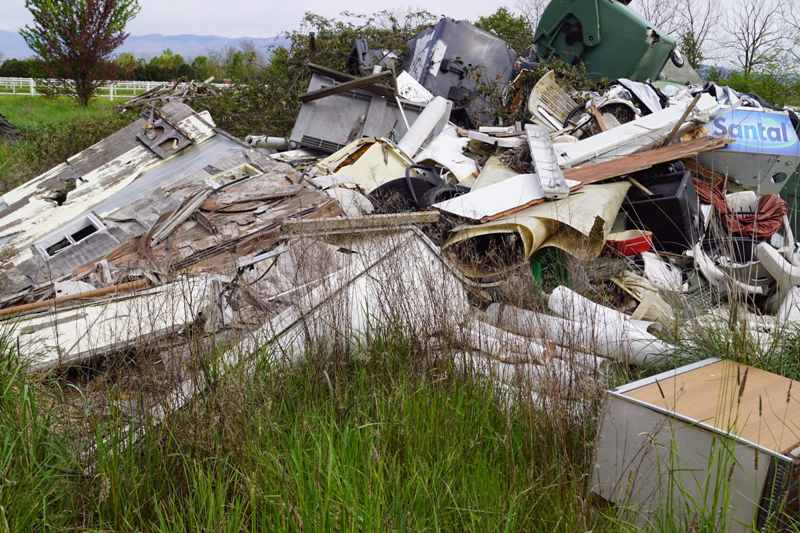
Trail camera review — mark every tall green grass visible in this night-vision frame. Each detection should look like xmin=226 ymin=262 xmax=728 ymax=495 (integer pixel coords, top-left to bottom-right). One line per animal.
xmin=6 ymin=310 xmax=800 ymax=531
xmin=0 ymin=331 xmax=78 ymax=531
xmin=1 ymin=327 xmax=642 ymax=532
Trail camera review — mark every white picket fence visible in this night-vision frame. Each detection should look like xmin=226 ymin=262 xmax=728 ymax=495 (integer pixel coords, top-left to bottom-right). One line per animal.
xmin=0 ymin=77 xmax=179 ymax=99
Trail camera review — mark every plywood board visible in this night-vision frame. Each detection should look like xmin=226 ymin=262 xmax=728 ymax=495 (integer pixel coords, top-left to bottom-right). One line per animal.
xmin=564 ymin=136 xmax=728 ymax=185
xmin=624 ymin=359 xmax=800 ymax=454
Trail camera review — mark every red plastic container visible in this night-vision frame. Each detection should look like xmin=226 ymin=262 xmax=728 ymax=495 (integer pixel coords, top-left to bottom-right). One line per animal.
xmin=607 ymin=230 xmax=653 ymax=256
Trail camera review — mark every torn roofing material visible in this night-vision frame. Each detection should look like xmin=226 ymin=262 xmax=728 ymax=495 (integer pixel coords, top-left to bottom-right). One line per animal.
xmin=0 ymin=102 xmax=335 ymax=303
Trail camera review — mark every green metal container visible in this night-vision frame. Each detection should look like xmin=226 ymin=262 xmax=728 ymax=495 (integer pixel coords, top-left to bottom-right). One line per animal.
xmin=534 ymin=0 xmax=678 ymax=81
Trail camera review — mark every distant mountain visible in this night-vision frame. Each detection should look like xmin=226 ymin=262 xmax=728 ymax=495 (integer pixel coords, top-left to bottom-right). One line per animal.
xmin=0 ymin=30 xmax=289 ymax=60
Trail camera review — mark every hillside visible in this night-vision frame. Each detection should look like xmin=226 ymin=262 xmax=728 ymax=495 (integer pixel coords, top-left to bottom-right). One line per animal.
xmin=0 ymin=30 xmax=288 ymax=60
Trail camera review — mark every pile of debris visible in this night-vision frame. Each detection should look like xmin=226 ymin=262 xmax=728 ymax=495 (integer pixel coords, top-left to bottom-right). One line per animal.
xmin=116 ymin=78 xmax=223 ymax=113
xmin=1 ymin=1 xmax=800 ymax=528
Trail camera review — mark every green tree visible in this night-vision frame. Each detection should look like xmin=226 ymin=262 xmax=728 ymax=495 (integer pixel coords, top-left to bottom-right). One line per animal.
xmin=149 ymin=49 xmax=187 ymax=80
xmin=115 ymin=52 xmax=138 ymax=79
xmin=191 ymin=56 xmax=221 ymax=81
xmin=475 ymin=7 xmax=533 ymax=55
xmin=20 ymin=0 xmax=141 ymax=106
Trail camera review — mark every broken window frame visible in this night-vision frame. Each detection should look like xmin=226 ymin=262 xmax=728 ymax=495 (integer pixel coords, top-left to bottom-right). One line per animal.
xmin=34 ymin=213 xmax=107 ymax=258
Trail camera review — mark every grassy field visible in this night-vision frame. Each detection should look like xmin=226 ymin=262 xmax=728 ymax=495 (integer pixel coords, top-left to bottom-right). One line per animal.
xmin=0 ymin=95 xmax=117 ymax=129
xmin=0 ymin=327 xmax=638 ymax=533
xmin=5 ymin=315 xmax=800 ymax=533
xmin=0 ymin=96 xmax=131 ymax=193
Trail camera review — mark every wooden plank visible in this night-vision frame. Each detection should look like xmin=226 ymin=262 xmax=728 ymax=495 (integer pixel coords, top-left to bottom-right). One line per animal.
xmin=0 ymin=279 xmax=149 ymax=320
xmin=623 ymin=359 xmax=800 ymax=454
xmin=300 ymin=70 xmax=395 ymax=103
xmin=282 ymin=211 xmax=440 ymax=234
xmin=564 ymin=136 xmax=728 ymax=186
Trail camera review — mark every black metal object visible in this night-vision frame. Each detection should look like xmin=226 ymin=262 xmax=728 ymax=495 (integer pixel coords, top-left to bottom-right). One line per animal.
xmin=368 ymin=165 xmax=444 ymax=213
xmin=623 ymin=162 xmax=703 ymax=253
xmin=702 ymin=236 xmax=758 ymax=264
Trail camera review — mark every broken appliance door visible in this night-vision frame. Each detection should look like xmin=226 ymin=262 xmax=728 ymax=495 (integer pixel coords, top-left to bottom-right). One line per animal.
xmin=405 ymin=18 xmax=517 ymax=126
xmin=290 ymin=71 xmax=423 ymax=153
xmin=700 ymin=106 xmax=800 ymax=195
xmin=592 ymin=358 xmax=800 ymax=533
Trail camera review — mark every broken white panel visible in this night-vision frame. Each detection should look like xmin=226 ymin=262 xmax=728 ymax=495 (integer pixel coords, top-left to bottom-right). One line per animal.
xmin=476 ymin=308 xmax=611 ymax=372
xmin=407 ymin=31 xmax=436 ymax=81
xmin=526 ymin=124 xmax=569 ymax=199
xmin=554 ymin=93 xmax=719 ymax=168
xmin=324 ymin=187 xmax=375 ymax=217
xmin=176 ymin=110 xmax=216 ymax=144
xmin=396 ymin=71 xmax=434 ymax=104
xmin=757 ymin=242 xmax=800 ymax=289
xmin=433 ymin=173 xmax=543 ymax=221
xmin=428 ymin=40 xmax=447 ymax=77
xmin=756 ymin=241 xmax=800 ymax=312
xmin=527 ymin=70 xmax=580 ymax=132
xmin=479 ymin=126 xmax=517 ymax=135
xmin=488 ymin=298 xmax=668 ymax=367
xmin=617 ymin=79 xmax=663 ymax=114
xmin=471 ymin=156 xmax=517 ymax=190
xmin=53 ymin=280 xmax=96 ymax=297
xmin=315 ymin=138 xmax=413 ymax=193
xmin=466 ymin=130 xmax=526 ymax=149
xmin=777 ymin=287 xmax=800 ymax=326
xmin=693 ymin=243 xmax=764 ymax=296
xmin=228 ymin=229 xmax=471 ymax=363
xmin=14 ymin=275 xmax=220 ymax=372
xmin=413 ymin=124 xmax=478 ymax=185
xmin=397 ymin=96 xmax=453 ymax=158
xmin=642 ymin=252 xmax=686 ymax=292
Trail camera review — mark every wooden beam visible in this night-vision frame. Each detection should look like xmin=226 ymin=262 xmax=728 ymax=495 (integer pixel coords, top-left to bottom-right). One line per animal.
xmin=0 ymin=279 xmax=150 ymax=320
xmin=282 ymin=211 xmax=440 ymax=234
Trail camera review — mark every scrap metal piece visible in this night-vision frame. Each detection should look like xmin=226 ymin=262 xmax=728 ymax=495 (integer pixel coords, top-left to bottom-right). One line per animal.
xmin=290 ymin=71 xmax=423 ymax=154
xmin=137 ymin=115 xmax=193 ymax=159
xmin=525 ymin=124 xmax=569 ymax=199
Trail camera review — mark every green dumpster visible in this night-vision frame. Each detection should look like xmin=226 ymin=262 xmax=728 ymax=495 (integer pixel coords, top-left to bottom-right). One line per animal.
xmin=534 ymin=0 xmax=680 ymax=81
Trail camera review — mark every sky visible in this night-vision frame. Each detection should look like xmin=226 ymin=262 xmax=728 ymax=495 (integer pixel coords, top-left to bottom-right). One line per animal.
xmin=2 ymin=0 xmax=496 ymax=37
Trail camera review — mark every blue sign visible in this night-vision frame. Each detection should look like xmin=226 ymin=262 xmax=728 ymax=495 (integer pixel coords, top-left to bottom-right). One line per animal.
xmin=709 ymin=107 xmax=800 ymax=157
